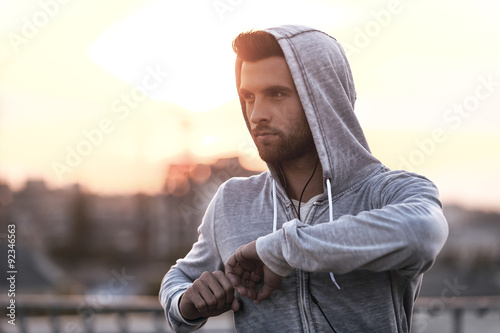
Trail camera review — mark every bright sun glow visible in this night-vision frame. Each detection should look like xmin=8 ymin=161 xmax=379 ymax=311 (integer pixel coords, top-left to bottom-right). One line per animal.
xmin=202 ymin=136 xmax=222 ymax=147
xmin=85 ymin=0 xmax=349 ymax=112
xmin=1 ymin=0 xmax=499 ymax=211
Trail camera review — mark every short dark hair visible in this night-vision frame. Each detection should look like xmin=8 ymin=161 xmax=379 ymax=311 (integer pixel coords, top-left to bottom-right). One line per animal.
xmin=232 ymin=30 xmax=284 ymax=62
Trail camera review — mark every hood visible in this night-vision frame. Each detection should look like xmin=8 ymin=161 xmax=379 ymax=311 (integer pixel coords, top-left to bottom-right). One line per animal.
xmin=236 ymin=25 xmax=381 ymax=197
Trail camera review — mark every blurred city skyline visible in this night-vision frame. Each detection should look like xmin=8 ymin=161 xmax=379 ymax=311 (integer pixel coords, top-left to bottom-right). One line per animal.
xmin=1 ymin=0 xmax=499 ymax=213
xmin=2 ymin=156 xmax=499 ymax=298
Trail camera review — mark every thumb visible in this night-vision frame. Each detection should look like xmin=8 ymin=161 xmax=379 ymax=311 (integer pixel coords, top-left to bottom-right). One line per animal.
xmin=231 ymin=297 xmax=242 ymax=312
xmin=255 ymin=284 xmax=275 ymax=304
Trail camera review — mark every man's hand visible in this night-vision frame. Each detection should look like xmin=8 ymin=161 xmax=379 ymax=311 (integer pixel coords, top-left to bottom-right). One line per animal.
xmin=179 ymin=271 xmax=240 ymax=320
xmin=225 ymin=240 xmax=283 ymax=304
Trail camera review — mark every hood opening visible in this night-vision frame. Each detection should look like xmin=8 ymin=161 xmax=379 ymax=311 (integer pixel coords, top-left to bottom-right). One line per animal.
xmin=235 ymin=25 xmax=381 ymax=198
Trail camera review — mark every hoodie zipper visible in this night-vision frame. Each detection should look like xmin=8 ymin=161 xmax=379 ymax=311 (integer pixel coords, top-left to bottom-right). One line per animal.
xmin=298 ymin=203 xmax=318 ymax=333
xmin=286 ymin=201 xmax=313 ymax=333
xmin=286 ymin=193 xmax=321 ymax=333
xmin=299 ymin=271 xmax=312 ymax=333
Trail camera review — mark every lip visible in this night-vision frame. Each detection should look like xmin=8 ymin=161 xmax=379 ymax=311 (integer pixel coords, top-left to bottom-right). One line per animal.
xmin=254 ymin=132 xmax=277 ymax=140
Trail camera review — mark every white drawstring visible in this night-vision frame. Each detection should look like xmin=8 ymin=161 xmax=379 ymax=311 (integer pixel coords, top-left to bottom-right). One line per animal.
xmin=326 ymin=177 xmax=333 ymax=223
xmin=272 ymin=178 xmax=340 ymax=289
xmin=326 ymin=178 xmax=341 ymax=290
xmin=272 ymin=180 xmax=278 ymax=233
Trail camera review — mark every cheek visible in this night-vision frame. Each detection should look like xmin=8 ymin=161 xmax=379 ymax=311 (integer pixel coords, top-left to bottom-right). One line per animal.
xmin=280 ymin=99 xmax=305 ymax=122
xmin=291 ymin=98 xmax=307 ymax=120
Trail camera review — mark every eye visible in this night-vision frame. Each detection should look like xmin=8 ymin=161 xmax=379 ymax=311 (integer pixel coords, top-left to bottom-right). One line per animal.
xmin=271 ymin=90 xmax=285 ymax=99
xmin=243 ymin=93 xmax=255 ymax=103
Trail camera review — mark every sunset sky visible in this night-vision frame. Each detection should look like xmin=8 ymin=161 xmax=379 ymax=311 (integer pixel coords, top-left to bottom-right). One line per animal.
xmin=1 ymin=0 xmax=499 ymax=212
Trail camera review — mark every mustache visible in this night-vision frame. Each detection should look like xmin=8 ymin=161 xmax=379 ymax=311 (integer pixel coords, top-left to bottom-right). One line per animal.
xmin=251 ymin=124 xmax=282 ymax=137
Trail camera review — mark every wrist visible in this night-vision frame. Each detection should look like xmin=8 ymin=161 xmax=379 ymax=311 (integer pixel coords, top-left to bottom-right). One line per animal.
xmin=179 ymin=293 xmax=200 ymax=321
xmin=256 ymin=233 xmax=293 ymax=277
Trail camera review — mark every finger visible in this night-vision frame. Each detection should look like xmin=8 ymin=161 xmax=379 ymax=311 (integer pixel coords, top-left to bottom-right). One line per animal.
xmin=249 ymin=269 xmax=264 ymax=284
xmin=245 ymin=286 xmax=256 ymax=300
xmin=235 ymin=267 xmax=262 ymax=301
xmin=242 ymin=277 xmax=257 ymax=290
xmin=231 ymin=297 xmax=242 ymax=312
xmin=212 ymin=271 xmax=234 ymax=307
xmin=195 ymin=272 xmax=222 ymax=312
xmin=225 ymin=259 xmax=242 ymax=287
xmin=226 ymin=270 xmax=241 ymax=288
xmin=188 ymin=288 xmax=209 ymax=313
xmin=197 ymin=284 xmax=217 ymax=312
xmin=206 ymin=276 xmax=228 ymax=311
xmin=235 ymin=285 xmax=247 ymax=297
xmin=238 ymin=284 xmax=257 ymax=300
xmin=232 ymin=263 xmax=247 ymax=277
xmin=235 ymin=284 xmax=253 ymax=299
xmin=227 ymin=264 xmax=253 ymax=288
xmin=241 ymin=269 xmax=252 ymax=280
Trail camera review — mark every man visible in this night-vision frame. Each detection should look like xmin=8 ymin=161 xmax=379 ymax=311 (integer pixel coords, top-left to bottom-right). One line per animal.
xmin=159 ymin=25 xmax=448 ymax=332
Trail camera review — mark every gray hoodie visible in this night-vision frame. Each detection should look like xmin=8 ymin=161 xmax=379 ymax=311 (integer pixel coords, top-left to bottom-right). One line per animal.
xmin=159 ymin=25 xmax=449 ymax=333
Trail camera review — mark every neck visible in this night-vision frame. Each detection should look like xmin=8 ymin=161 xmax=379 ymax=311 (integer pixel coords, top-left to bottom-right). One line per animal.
xmin=280 ymin=152 xmax=323 ymax=202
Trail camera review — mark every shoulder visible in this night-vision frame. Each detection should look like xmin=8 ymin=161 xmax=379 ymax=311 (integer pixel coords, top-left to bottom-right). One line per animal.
xmin=365 ymin=168 xmax=441 ymax=206
xmin=209 ymin=171 xmax=272 ymax=209
xmin=218 ymin=171 xmax=272 ymax=197
xmin=371 ymin=169 xmax=437 ymax=189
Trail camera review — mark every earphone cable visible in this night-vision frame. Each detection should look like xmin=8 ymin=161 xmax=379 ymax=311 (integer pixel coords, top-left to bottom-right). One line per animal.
xmin=295 ymin=157 xmax=319 ymax=220
xmin=307 ymin=277 xmax=337 ymax=333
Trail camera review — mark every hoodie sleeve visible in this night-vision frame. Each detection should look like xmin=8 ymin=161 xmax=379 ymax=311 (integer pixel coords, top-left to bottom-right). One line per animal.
xmin=158 ymin=187 xmax=224 ymax=333
xmin=256 ymin=172 xmax=449 ymax=279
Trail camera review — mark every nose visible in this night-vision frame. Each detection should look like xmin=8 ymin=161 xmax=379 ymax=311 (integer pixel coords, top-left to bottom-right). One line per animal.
xmin=248 ymin=98 xmax=270 ymax=124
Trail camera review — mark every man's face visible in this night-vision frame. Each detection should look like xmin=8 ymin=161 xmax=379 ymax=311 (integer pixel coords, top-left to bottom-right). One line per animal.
xmin=239 ymin=56 xmax=315 ymax=164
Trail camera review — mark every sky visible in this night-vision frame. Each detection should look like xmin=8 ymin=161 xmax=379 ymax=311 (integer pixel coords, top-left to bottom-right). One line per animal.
xmin=0 ymin=0 xmax=499 ymax=212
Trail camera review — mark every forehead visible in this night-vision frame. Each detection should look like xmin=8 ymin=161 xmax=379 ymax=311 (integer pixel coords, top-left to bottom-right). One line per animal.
xmin=240 ymin=56 xmax=295 ymax=90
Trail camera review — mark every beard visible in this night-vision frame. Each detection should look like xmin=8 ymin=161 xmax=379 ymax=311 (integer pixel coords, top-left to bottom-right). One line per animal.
xmin=251 ymin=121 xmax=316 ymax=164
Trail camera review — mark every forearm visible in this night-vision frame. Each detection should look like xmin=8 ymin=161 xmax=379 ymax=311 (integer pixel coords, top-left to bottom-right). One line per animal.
xmin=158 ymin=196 xmax=221 ymax=331
xmin=257 ymin=195 xmax=448 ymax=279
